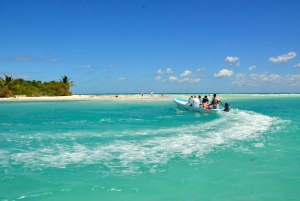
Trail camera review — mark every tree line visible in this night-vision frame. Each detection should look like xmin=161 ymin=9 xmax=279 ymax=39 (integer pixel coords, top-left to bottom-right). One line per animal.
xmin=0 ymin=75 xmax=74 ymax=98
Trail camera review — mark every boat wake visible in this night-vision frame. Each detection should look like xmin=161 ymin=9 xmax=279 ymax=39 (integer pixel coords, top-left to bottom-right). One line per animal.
xmin=1 ymin=110 xmax=288 ymax=175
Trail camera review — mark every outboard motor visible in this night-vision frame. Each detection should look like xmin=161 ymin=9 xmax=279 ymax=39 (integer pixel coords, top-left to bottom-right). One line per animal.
xmin=224 ymin=103 xmax=230 ymax=112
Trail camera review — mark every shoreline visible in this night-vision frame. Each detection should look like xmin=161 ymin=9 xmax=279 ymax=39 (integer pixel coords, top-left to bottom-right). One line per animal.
xmin=0 ymin=94 xmax=175 ymax=101
xmin=1 ymin=93 xmax=300 ymax=102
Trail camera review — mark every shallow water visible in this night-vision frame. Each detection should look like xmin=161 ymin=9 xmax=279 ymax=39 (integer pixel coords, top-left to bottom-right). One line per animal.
xmin=1 ymin=94 xmax=300 ymax=200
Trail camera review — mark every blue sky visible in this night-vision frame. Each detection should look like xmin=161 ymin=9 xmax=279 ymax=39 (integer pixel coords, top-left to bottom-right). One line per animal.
xmin=1 ymin=0 xmax=300 ymax=93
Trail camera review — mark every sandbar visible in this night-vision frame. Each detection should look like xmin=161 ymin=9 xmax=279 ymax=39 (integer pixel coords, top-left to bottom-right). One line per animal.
xmin=0 ymin=94 xmax=176 ymax=101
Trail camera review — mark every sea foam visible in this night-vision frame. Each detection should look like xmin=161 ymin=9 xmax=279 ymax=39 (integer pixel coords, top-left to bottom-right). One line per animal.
xmin=6 ymin=110 xmax=285 ymax=175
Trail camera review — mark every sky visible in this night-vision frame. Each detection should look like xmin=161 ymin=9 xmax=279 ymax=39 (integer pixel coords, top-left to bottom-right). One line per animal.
xmin=1 ymin=0 xmax=300 ymax=94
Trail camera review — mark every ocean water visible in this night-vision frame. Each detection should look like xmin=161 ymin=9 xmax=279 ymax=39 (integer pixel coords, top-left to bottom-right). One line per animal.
xmin=1 ymin=94 xmax=300 ymax=201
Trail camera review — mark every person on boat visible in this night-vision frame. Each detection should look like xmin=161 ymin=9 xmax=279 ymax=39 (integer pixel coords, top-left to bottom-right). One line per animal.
xmin=192 ymin=95 xmax=200 ymax=108
xmin=202 ymin=95 xmax=210 ymax=109
xmin=211 ymin=93 xmax=223 ymax=109
xmin=198 ymin=95 xmax=202 ymax=105
xmin=209 ymin=97 xmax=214 ymax=108
xmin=203 ymin=103 xmax=211 ymax=109
xmin=202 ymin=95 xmax=209 ymax=104
xmin=188 ymin=96 xmax=193 ymax=106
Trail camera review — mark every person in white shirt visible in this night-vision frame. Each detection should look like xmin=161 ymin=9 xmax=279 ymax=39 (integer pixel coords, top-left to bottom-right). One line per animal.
xmin=192 ymin=96 xmax=200 ymax=108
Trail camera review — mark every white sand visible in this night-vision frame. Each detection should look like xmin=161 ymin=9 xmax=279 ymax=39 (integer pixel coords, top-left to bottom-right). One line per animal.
xmin=0 ymin=94 xmax=177 ymax=101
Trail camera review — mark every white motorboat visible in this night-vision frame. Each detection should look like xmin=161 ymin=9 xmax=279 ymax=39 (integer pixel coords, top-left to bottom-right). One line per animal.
xmin=174 ymin=98 xmax=230 ymax=114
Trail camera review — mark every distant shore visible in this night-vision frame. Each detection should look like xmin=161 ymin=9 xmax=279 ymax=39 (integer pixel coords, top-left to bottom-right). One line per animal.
xmin=0 ymin=94 xmax=175 ymax=101
xmin=1 ymin=93 xmax=300 ymax=102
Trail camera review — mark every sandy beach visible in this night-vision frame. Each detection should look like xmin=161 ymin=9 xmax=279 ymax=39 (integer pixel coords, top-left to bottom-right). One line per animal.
xmin=1 ymin=94 xmax=299 ymax=102
xmin=0 ymin=94 xmax=176 ymax=101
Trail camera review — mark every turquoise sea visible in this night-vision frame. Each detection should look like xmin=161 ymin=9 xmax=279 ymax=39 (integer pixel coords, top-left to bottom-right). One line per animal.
xmin=1 ymin=94 xmax=300 ymax=201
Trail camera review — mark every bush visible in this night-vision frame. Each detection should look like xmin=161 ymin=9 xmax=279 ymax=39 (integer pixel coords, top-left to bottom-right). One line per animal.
xmin=0 ymin=76 xmax=73 ymax=97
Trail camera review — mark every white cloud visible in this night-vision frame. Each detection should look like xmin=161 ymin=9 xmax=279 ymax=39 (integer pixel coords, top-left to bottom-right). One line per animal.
xmin=156 ymin=69 xmax=164 ymax=74
xmin=249 ymin=73 xmax=280 ymax=82
xmin=285 ymin=74 xmax=300 ymax=86
xmin=248 ymin=65 xmax=256 ymax=70
xmin=82 ymin=65 xmax=92 ymax=69
xmin=154 ymin=76 xmax=166 ymax=82
xmin=235 ymin=73 xmax=246 ymax=80
xmin=118 ymin=77 xmax=126 ymax=81
xmin=155 ymin=74 xmax=202 ymax=84
xmin=225 ymin=56 xmax=239 ymax=62
xmin=232 ymin=73 xmax=258 ymax=86
xmin=196 ymin=68 xmax=205 ymax=71
xmin=190 ymin=78 xmax=201 ymax=83
xmin=180 ymin=70 xmax=192 ymax=77
xmin=169 ymin=76 xmax=178 ymax=82
xmin=165 ymin=68 xmax=174 ymax=74
xmin=214 ymin=69 xmax=234 ymax=78
xmin=231 ymin=72 xmax=300 ymax=87
xmin=12 ymin=55 xmax=30 ymax=61
xmin=77 ymin=65 xmax=94 ymax=70
xmin=177 ymin=78 xmax=201 ymax=83
xmin=236 ymin=62 xmax=241 ymax=67
xmin=294 ymin=63 xmax=300 ymax=68
xmin=269 ymin=52 xmax=297 ymax=63
xmin=178 ymin=78 xmax=190 ymax=83
xmin=154 ymin=76 xmax=161 ymax=81
xmin=156 ymin=68 xmax=174 ymax=74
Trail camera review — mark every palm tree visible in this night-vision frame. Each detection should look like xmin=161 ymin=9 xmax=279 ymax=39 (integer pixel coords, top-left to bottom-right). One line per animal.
xmin=0 ymin=76 xmax=4 ymax=87
xmin=60 ymin=75 xmax=74 ymax=87
xmin=5 ymin=75 xmax=13 ymax=85
xmin=0 ymin=75 xmax=14 ymax=97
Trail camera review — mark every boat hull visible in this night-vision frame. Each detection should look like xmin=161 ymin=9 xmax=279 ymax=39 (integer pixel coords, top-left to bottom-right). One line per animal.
xmin=174 ymin=98 xmax=223 ymax=114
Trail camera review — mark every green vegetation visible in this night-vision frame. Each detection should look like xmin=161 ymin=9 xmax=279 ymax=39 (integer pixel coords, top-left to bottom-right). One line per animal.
xmin=0 ymin=75 xmax=73 ymax=98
